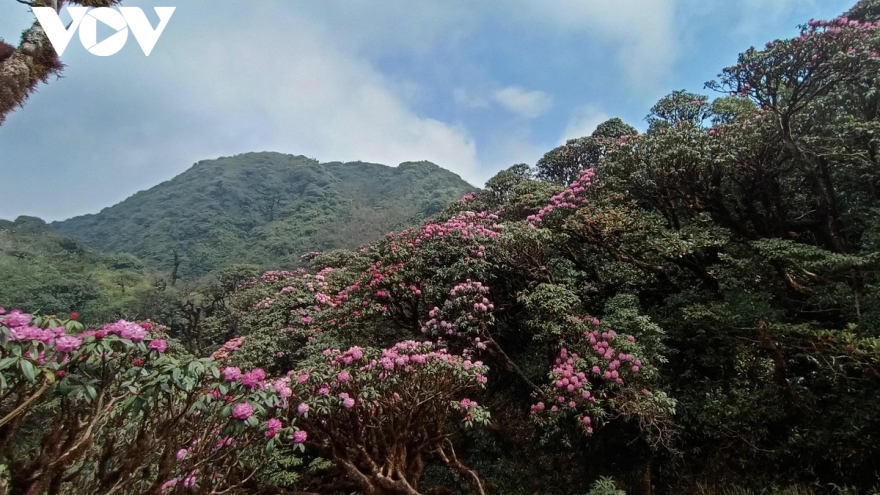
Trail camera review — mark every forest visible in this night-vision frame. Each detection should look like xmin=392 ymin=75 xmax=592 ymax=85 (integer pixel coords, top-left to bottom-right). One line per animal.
xmin=1 ymin=0 xmax=880 ymax=494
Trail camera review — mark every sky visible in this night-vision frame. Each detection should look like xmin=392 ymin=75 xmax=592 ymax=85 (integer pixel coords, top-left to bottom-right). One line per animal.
xmin=0 ymin=0 xmax=857 ymax=222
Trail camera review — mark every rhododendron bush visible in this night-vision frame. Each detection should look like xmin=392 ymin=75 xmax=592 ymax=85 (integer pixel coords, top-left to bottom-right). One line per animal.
xmin=280 ymin=341 xmax=491 ymax=495
xmin=200 ymin=167 xmax=675 ymax=492
xmin=0 ymin=311 xmax=288 ymax=494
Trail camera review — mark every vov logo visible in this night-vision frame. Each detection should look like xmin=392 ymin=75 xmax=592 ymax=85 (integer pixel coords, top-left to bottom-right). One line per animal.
xmin=32 ymin=6 xmax=175 ymax=57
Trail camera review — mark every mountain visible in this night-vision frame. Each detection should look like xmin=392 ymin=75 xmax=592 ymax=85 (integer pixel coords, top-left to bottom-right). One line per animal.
xmin=52 ymin=152 xmax=476 ymax=278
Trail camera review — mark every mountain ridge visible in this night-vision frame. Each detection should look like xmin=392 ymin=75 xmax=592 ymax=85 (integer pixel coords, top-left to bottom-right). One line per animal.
xmin=51 ymin=152 xmax=476 ymax=278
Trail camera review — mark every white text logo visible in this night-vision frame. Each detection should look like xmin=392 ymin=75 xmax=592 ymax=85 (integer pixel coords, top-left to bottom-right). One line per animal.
xmin=32 ymin=7 xmax=175 ymax=57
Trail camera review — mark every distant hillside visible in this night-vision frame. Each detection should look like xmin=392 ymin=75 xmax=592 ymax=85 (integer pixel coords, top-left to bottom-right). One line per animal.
xmin=52 ymin=153 xmax=476 ymax=278
xmin=0 ymin=216 xmax=157 ymax=322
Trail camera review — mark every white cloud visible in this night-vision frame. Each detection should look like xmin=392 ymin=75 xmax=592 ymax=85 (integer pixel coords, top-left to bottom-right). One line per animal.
xmin=560 ymin=106 xmax=611 ymax=143
xmin=492 ymin=86 xmax=553 ymax=119
xmin=299 ymin=0 xmax=681 ymax=94
xmin=157 ymin=5 xmax=481 ymax=185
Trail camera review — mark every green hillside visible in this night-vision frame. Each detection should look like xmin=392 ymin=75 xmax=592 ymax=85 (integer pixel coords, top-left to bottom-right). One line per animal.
xmin=0 ymin=216 xmax=158 ymax=322
xmin=51 ymin=153 xmax=476 ymax=278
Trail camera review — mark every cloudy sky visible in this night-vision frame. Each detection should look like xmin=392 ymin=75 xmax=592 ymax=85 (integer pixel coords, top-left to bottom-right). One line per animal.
xmin=0 ymin=0 xmax=855 ymax=221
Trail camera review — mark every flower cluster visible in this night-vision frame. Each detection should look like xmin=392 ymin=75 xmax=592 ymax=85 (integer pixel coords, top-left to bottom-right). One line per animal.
xmin=459 ymin=192 xmax=477 ymax=203
xmin=528 ymin=168 xmax=596 ymax=225
xmin=2 ymin=312 xmax=170 ymax=362
xmin=423 ymin=280 xmax=494 ymax=337
xmin=211 ymin=336 xmax=246 ymax=360
xmin=531 ymin=320 xmax=647 ymax=435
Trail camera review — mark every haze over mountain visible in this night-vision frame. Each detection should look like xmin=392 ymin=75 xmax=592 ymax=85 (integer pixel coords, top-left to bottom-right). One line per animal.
xmin=51 ymin=152 xmax=475 ymax=278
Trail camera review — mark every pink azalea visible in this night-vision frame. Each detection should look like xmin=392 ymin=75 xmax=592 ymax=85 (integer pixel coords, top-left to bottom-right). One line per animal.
xmin=293 ymin=430 xmax=308 ymax=443
xmin=54 ymin=335 xmax=82 ymax=353
xmin=148 ymin=339 xmax=167 ymax=353
xmin=232 ymin=402 xmax=253 ymax=420
xmin=223 ymin=367 xmax=242 ymax=382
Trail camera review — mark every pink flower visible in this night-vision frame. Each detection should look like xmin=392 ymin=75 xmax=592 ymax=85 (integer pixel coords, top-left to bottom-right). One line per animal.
xmin=337 ymin=371 xmax=350 ymax=382
xmin=3 ymin=311 xmax=32 ymax=328
xmin=297 ymin=403 xmax=309 ymax=415
xmin=223 ymin=367 xmax=242 ymax=382
xmin=267 ymin=418 xmax=282 ymax=432
xmin=232 ymin=402 xmax=253 ymax=420
xmin=148 ymin=339 xmax=167 ymax=353
xmin=293 ymin=430 xmax=308 ymax=443
xmin=54 ymin=335 xmax=82 ymax=353
xmin=176 ymin=448 xmax=188 ymax=460
xmin=241 ymin=369 xmax=265 ymax=388
xmin=105 ymin=320 xmax=147 ymax=342
xmin=183 ymin=474 xmax=197 ymax=488
xmin=343 ymin=397 xmax=355 ymax=409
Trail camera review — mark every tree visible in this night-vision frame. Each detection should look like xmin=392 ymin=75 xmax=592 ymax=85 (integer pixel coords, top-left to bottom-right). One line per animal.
xmin=535 ymin=118 xmax=638 ymax=185
xmin=0 ymin=0 xmax=122 ymax=124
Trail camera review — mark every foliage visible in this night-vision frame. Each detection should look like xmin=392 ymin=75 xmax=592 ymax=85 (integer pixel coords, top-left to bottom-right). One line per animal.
xmin=583 ymin=477 xmax=625 ymax=495
xmin=0 ymin=217 xmax=165 ymax=324
xmin=0 ymin=310 xmax=289 ymax=494
xmin=51 ymin=154 xmax=476 ymax=279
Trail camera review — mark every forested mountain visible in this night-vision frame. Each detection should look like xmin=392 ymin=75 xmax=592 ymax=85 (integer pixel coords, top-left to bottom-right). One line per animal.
xmin=52 ymin=153 xmax=476 ymax=278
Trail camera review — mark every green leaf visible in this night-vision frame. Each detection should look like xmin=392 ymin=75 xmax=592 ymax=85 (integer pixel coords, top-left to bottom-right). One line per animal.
xmin=0 ymin=357 xmax=17 ymax=371
xmin=19 ymin=360 xmax=37 ymax=383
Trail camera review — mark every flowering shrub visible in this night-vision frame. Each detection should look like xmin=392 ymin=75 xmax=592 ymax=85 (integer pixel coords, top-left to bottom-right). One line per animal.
xmin=279 ymin=340 xmax=491 ymax=494
xmin=0 ymin=310 xmax=288 ymax=495
xmin=527 ymin=167 xmax=596 ymax=226
xmin=529 ymin=319 xmax=673 ymax=443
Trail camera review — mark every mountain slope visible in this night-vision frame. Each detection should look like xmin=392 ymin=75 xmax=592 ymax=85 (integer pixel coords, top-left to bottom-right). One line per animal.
xmin=0 ymin=216 xmax=157 ymax=321
xmin=52 ymin=153 xmax=476 ymax=278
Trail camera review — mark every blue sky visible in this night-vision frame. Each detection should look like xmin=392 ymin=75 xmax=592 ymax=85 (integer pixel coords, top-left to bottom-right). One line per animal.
xmin=0 ymin=0 xmax=856 ymax=221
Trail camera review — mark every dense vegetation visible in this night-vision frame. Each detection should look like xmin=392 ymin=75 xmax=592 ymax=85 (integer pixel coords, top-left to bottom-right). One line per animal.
xmin=52 ymin=153 xmax=476 ymax=279
xmin=3 ymin=1 xmax=880 ymax=494
xmin=0 ymin=217 xmax=157 ymax=323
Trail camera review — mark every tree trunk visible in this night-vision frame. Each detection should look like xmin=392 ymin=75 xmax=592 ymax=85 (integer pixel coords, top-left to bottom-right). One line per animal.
xmin=641 ymin=465 xmax=652 ymax=495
